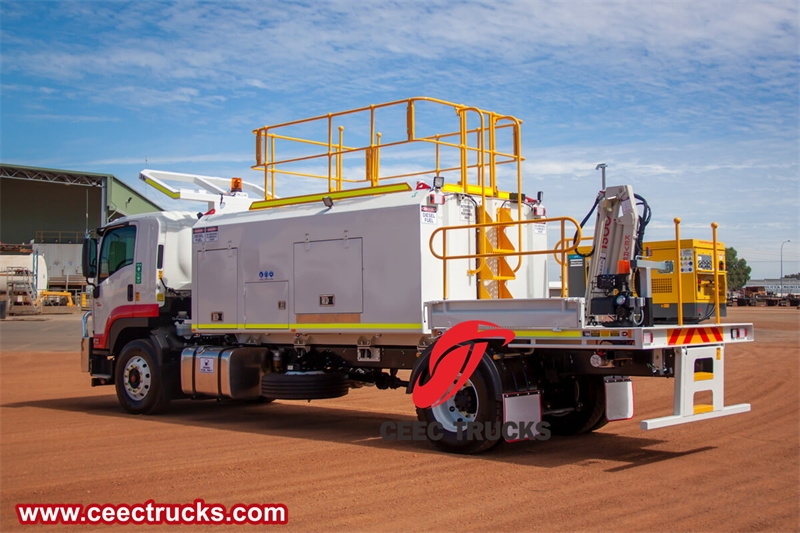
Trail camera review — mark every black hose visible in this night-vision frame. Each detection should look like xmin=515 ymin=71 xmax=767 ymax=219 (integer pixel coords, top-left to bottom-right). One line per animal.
xmin=631 ymin=193 xmax=651 ymax=296
xmin=573 ymin=195 xmax=600 ymax=258
xmin=684 ymin=304 xmax=717 ymax=324
xmin=633 ymin=193 xmax=651 ymax=260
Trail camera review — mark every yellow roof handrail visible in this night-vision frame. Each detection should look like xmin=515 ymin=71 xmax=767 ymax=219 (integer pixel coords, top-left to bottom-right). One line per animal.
xmin=251 ymin=97 xmax=524 ymax=201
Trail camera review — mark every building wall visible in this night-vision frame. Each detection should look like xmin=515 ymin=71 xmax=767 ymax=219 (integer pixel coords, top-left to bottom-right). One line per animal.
xmin=108 ymin=177 xmax=163 ymax=219
xmin=0 ymin=179 xmax=103 ymax=244
xmin=745 ymin=279 xmax=800 ymax=294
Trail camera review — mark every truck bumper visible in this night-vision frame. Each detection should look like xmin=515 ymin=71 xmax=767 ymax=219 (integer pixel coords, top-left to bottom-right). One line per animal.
xmin=80 ymin=311 xmax=92 ymax=372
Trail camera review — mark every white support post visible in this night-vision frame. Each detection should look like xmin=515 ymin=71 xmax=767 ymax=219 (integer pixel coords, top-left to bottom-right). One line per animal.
xmin=641 ymin=345 xmax=750 ymax=430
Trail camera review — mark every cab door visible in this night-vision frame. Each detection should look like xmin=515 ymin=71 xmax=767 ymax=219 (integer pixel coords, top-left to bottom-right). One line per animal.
xmin=92 ymin=223 xmax=138 ymax=350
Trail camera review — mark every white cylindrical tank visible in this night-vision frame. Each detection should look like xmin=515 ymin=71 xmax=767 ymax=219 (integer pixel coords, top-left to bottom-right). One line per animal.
xmin=0 ymin=254 xmax=49 ymax=293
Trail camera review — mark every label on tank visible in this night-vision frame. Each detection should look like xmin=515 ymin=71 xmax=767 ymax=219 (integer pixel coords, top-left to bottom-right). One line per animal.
xmin=421 ymin=205 xmax=438 ymax=225
xmin=205 ymin=226 xmax=219 ymax=243
xmin=199 ymin=357 xmax=215 ymax=374
xmin=460 ymin=202 xmax=473 ymax=221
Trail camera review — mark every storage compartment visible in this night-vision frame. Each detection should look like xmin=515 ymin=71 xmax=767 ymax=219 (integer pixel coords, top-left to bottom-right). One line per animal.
xmin=245 ymin=281 xmax=289 ymax=328
xmin=293 ymin=238 xmax=363 ymax=315
xmin=196 ymin=248 xmax=239 ymax=328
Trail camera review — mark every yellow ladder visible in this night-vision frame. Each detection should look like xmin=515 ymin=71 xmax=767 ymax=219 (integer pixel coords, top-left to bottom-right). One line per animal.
xmin=475 ymin=206 xmax=516 ymax=299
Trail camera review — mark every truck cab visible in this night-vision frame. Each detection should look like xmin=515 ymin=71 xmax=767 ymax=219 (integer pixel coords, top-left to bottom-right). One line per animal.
xmin=81 ymin=212 xmax=195 ymax=408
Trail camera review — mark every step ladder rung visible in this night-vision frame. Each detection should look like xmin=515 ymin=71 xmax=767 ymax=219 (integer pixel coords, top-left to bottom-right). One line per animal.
xmin=694 ymin=404 xmax=714 ymax=414
xmin=476 ymin=205 xmax=518 ymax=299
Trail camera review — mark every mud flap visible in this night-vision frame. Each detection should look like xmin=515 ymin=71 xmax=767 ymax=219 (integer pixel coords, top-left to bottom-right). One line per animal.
xmin=604 ymin=376 xmax=634 ymax=421
xmin=502 ymin=391 xmax=542 ymax=442
xmin=641 ymin=345 xmax=750 ymax=430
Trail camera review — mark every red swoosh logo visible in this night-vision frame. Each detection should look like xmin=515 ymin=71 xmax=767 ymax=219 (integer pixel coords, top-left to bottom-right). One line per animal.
xmin=413 ymin=321 xmax=514 ymax=409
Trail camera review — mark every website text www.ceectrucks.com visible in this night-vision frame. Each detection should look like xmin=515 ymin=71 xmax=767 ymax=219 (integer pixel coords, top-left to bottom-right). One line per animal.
xmin=16 ymin=499 xmax=287 ymax=526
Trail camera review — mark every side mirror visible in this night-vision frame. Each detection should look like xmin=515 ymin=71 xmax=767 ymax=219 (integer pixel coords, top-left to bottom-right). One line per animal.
xmin=82 ymin=236 xmax=97 ymax=279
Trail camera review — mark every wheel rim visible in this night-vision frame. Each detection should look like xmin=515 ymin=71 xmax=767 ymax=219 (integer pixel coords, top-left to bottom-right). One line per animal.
xmin=123 ymin=355 xmax=151 ymax=401
xmin=430 ymin=378 xmax=479 ymax=432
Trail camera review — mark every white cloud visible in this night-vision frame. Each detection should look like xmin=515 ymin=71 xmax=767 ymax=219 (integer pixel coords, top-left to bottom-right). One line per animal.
xmin=22 ymin=114 xmax=119 ymax=123
xmin=1 ymin=0 xmax=796 ymax=279
xmin=4 ymin=1 xmax=796 ymax=109
xmin=86 ymin=152 xmax=253 ymax=166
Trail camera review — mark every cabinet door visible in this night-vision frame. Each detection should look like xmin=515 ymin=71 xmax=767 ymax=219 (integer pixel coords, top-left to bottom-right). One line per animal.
xmin=196 ymin=248 xmax=239 ymax=328
xmin=293 ymin=238 xmax=363 ymax=314
xmin=245 ymin=281 xmax=289 ymax=329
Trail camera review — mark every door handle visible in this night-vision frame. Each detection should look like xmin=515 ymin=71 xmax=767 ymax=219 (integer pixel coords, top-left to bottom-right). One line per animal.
xmin=127 ymin=284 xmax=134 ymax=302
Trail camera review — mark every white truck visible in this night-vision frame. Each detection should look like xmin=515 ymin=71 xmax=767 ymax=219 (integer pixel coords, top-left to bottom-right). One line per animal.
xmin=80 ymin=97 xmax=753 ymax=453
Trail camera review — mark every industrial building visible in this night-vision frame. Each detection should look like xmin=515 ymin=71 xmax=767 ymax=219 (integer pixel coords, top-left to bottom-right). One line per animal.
xmin=744 ymin=278 xmax=800 ymax=296
xmin=0 ymin=164 xmax=162 ymax=307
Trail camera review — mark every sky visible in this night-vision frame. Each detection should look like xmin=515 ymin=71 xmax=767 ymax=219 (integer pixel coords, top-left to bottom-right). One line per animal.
xmin=1 ymin=0 xmax=798 ymax=280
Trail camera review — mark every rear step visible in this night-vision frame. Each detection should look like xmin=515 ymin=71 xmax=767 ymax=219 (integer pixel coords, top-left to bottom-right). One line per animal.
xmin=641 ymin=345 xmax=750 ymax=430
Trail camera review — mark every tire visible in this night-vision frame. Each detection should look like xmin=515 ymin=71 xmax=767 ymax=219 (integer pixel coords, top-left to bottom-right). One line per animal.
xmin=589 ymin=415 xmax=610 ymax=432
xmin=544 ymin=375 xmax=606 ymax=436
xmin=115 ymin=339 xmax=170 ymax=415
xmin=253 ymin=397 xmax=275 ymax=404
xmin=416 ymin=362 xmax=502 ymax=454
xmin=260 ymin=371 xmax=349 ymax=400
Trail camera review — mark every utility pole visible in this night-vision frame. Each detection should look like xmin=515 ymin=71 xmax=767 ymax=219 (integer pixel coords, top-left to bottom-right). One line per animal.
xmin=780 ymin=240 xmax=790 ymax=297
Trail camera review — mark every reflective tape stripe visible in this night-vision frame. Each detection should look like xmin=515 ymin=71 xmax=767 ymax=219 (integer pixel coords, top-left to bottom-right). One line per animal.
xmin=249 ymin=183 xmax=412 ymax=210
xmin=142 ymin=177 xmax=180 ymax=199
xmin=512 ymin=330 xmax=582 ymax=338
xmin=667 ymin=327 xmax=723 ymax=345
xmin=196 ymin=323 xmax=423 ymax=330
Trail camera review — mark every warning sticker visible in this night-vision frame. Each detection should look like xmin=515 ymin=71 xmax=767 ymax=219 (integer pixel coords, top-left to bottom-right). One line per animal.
xmin=621 ymin=197 xmax=633 ymax=215
xmin=198 ymin=357 xmax=215 ymax=374
xmin=420 ymin=205 xmax=438 ymax=225
xmin=193 ymin=226 xmax=219 ymax=243
xmin=680 ymin=249 xmax=694 ymax=273
xmin=597 ymin=252 xmax=607 ymax=275
xmin=459 ymin=202 xmax=473 ymax=222
xmin=205 ymin=226 xmax=219 ymax=243
xmin=533 ymin=223 xmax=546 ymax=235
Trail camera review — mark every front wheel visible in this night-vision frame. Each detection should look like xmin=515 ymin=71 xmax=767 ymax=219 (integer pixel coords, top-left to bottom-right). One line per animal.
xmin=416 ymin=362 xmax=502 ymax=454
xmin=115 ymin=339 xmax=170 ymax=415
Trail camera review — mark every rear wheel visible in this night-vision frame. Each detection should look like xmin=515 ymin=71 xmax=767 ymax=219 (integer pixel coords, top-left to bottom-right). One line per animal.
xmin=416 ymin=362 xmax=502 ymax=454
xmin=115 ymin=339 xmax=170 ymax=415
xmin=543 ymin=375 xmax=606 ymax=435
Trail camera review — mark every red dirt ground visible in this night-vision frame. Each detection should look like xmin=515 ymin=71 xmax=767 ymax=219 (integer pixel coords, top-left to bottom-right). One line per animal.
xmin=1 ymin=307 xmax=798 ymax=531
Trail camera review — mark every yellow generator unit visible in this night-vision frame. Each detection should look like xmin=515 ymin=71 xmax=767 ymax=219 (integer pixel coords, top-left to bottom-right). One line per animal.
xmin=569 ymin=239 xmax=726 ymax=323
xmin=645 ymin=239 xmax=726 ymax=323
